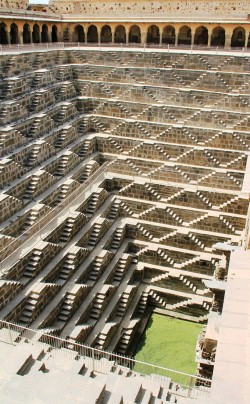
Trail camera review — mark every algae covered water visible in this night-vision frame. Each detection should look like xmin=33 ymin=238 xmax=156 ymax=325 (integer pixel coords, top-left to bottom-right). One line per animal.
xmin=134 ymin=314 xmax=202 ymax=375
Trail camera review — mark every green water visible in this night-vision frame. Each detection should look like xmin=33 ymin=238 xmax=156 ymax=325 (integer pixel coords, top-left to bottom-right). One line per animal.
xmin=133 ymin=314 xmax=202 ymax=376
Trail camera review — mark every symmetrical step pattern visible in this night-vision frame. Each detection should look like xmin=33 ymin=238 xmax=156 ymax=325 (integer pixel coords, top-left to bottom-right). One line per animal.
xmin=0 ymin=49 xmax=249 ymax=360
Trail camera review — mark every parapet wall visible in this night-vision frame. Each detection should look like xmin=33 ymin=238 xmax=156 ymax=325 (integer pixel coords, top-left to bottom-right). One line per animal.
xmin=0 ymin=0 xmax=28 ymax=10
xmin=49 ymin=0 xmax=249 ymax=18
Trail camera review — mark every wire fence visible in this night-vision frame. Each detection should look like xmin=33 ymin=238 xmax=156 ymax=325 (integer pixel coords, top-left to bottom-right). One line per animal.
xmin=0 ymin=320 xmax=211 ymax=399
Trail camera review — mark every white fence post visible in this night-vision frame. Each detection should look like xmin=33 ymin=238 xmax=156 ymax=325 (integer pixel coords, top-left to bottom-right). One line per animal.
xmin=91 ymin=347 xmax=95 ymax=371
xmin=7 ymin=322 xmax=14 ymax=345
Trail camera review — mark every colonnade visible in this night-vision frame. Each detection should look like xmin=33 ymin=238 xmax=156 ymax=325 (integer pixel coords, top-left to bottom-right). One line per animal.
xmin=74 ymin=24 xmax=249 ymax=48
xmin=0 ymin=22 xmax=58 ymax=44
xmin=0 ymin=21 xmax=250 ymax=48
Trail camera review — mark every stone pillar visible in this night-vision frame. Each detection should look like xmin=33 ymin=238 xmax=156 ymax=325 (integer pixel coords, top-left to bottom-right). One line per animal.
xmin=68 ymin=25 xmax=72 ymax=42
xmin=175 ymin=29 xmax=179 ymax=47
xmin=18 ymin=32 xmax=23 ymax=45
xmin=141 ymin=30 xmax=147 ymax=46
xmin=207 ymin=32 xmax=212 ymax=47
xmin=38 ymin=30 xmax=42 ymax=43
xmin=126 ymin=28 xmax=129 ymax=44
xmin=225 ymin=32 xmax=232 ymax=48
xmin=28 ymin=26 xmax=32 ymax=43
xmin=111 ymin=28 xmax=114 ymax=45
xmin=159 ymin=30 xmax=163 ymax=46
xmin=97 ymin=28 xmax=101 ymax=45
xmin=191 ymin=32 xmax=194 ymax=46
xmin=244 ymin=35 xmax=248 ymax=48
xmin=57 ymin=29 xmax=63 ymax=43
xmin=6 ymin=31 xmax=10 ymax=45
xmin=48 ymin=32 xmax=52 ymax=43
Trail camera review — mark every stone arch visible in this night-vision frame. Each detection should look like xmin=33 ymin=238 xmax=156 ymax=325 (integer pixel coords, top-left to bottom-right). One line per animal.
xmin=87 ymin=25 xmax=98 ymax=43
xmin=101 ymin=25 xmax=112 ymax=43
xmin=0 ymin=22 xmax=8 ymax=44
xmin=194 ymin=26 xmax=208 ymax=46
xmin=248 ymin=32 xmax=250 ymax=47
xmin=23 ymin=23 xmax=31 ymax=44
xmin=52 ymin=25 xmax=58 ymax=43
xmin=75 ymin=25 xmax=85 ymax=42
xmin=162 ymin=25 xmax=175 ymax=45
xmin=10 ymin=23 xmax=18 ymax=44
xmin=32 ymin=24 xmax=40 ymax=43
xmin=147 ymin=25 xmax=160 ymax=44
xmin=114 ymin=25 xmax=126 ymax=43
xmin=129 ymin=25 xmax=141 ymax=43
xmin=211 ymin=27 xmax=225 ymax=47
xmin=231 ymin=26 xmax=245 ymax=47
xmin=41 ymin=24 xmax=49 ymax=43
xmin=178 ymin=25 xmax=192 ymax=45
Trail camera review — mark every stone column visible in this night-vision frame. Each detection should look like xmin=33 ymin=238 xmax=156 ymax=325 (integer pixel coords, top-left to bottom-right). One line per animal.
xmin=18 ymin=32 xmax=23 ymax=45
xmin=6 ymin=31 xmax=10 ymax=45
xmin=141 ymin=30 xmax=147 ymax=46
xmin=69 ymin=27 xmax=74 ymax=42
xmin=244 ymin=34 xmax=248 ymax=48
xmin=97 ymin=28 xmax=101 ymax=45
xmin=207 ymin=32 xmax=212 ymax=47
xmin=159 ymin=30 xmax=163 ymax=46
xmin=175 ymin=28 xmax=179 ymax=47
xmin=57 ymin=28 xmax=63 ymax=43
xmin=85 ymin=27 xmax=88 ymax=44
xmin=111 ymin=28 xmax=114 ymax=45
xmin=28 ymin=26 xmax=32 ymax=43
xmin=126 ymin=28 xmax=129 ymax=44
xmin=191 ymin=32 xmax=194 ymax=46
xmin=225 ymin=32 xmax=232 ymax=48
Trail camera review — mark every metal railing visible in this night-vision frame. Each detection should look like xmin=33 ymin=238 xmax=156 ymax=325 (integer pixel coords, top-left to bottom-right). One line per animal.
xmin=0 ymin=320 xmax=211 ymax=399
xmin=0 ymin=41 xmax=249 ymax=55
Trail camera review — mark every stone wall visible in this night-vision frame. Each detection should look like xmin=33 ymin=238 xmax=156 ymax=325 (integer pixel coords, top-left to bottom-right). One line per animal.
xmin=0 ymin=48 xmax=249 ymax=362
xmin=0 ymin=0 xmax=28 ymax=10
xmin=50 ymin=0 xmax=249 ymax=18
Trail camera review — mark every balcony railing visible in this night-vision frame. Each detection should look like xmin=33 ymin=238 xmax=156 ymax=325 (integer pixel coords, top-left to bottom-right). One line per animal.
xmin=0 ymin=41 xmax=249 ymax=55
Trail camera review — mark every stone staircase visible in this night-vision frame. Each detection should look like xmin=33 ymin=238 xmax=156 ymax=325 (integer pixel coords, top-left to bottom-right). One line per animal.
xmin=116 ymin=319 xmax=140 ymax=354
xmin=112 ymin=254 xmax=132 ymax=283
xmin=110 ymin=226 xmax=126 ymax=249
xmin=0 ymin=49 xmax=249 ymax=372
xmin=0 ymin=338 xmax=192 ymax=403
xmin=19 ymin=283 xmax=59 ymax=325
xmin=57 ymin=285 xmax=85 ymax=323
xmin=115 ymin=285 xmax=137 ymax=318
xmin=90 ymin=285 xmax=114 ymax=320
